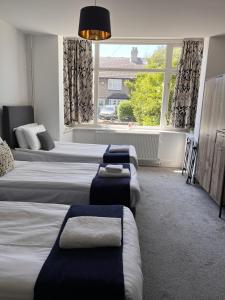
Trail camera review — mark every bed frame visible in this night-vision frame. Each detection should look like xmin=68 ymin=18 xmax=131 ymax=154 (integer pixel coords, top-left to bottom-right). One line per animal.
xmin=2 ymin=105 xmax=34 ymax=148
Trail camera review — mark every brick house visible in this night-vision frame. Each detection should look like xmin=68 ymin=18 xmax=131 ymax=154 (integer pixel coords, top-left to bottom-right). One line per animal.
xmin=98 ymin=47 xmax=147 ymax=112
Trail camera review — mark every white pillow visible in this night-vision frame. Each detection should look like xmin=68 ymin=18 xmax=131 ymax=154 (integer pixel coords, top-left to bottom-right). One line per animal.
xmin=14 ymin=123 xmax=38 ymax=149
xmin=0 ymin=137 xmax=3 ymax=144
xmin=23 ymin=125 xmax=46 ymax=150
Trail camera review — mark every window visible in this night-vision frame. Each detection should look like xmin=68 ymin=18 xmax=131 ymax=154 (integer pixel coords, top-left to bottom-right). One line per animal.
xmin=108 ymin=99 xmax=121 ymax=106
xmin=108 ymin=79 xmax=122 ymax=91
xmin=93 ymin=41 xmax=182 ymax=127
xmin=98 ymin=98 xmax=105 ymax=106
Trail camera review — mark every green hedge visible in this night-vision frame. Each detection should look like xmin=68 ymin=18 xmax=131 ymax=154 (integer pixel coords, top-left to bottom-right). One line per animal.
xmin=117 ymin=100 xmax=136 ymax=122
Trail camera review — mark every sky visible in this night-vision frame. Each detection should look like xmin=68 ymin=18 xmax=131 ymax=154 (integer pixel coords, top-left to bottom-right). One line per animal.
xmin=100 ymin=44 xmax=164 ymax=58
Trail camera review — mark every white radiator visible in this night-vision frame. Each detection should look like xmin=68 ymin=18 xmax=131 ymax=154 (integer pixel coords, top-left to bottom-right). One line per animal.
xmin=96 ymin=131 xmax=159 ymax=164
xmin=73 ymin=129 xmax=186 ymax=167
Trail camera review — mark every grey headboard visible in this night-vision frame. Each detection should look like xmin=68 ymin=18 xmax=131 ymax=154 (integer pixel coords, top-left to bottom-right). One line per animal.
xmin=2 ymin=105 xmax=34 ymax=148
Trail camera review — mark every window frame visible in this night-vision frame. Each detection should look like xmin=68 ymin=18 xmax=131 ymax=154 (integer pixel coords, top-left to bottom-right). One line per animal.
xmin=93 ymin=39 xmax=183 ymax=128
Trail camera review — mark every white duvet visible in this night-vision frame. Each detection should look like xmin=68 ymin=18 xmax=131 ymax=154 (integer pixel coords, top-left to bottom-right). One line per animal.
xmin=0 ymin=161 xmax=140 ymax=207
xmin=13 ymin=142 xmax=138 ymax=168
xmin=0 ymin=201 xmax=143 ymax=300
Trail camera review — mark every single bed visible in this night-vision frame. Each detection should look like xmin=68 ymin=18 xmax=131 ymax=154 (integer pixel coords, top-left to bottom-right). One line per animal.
xmin=0 ymin=201 xmax=143 ymax=300
xmin=2 ymin=105 xmax=138 ymax=168
xmin=0 ymin=161 xmax=140 ymax=208
xmin=12 ymin=141 xmax=138 ymax=167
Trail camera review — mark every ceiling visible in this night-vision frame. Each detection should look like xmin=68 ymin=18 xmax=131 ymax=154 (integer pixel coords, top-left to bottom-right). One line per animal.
xmin=0 ymin=0 xmax=224 ymax=38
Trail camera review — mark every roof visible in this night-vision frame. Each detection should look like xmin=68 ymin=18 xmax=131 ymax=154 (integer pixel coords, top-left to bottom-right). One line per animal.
xmin=107 ymin=93 xmax=129 ymax=100
xmin=100 ymin=57 xmax=147 ymax=69
xmin=99 ymin=71 xmax=136 ymax=79
xmin=99 ymin=56 xmax=148 ymax=79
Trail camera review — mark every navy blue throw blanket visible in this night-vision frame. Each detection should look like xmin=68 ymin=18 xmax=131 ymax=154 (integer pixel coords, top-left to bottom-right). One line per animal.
xmin=34 ymin=205 xmax=125 ymax=300
xmin=90 ymin=163 xmax=131 ymax=208
xmin=103 ymin=144 xmax=130 ymax=163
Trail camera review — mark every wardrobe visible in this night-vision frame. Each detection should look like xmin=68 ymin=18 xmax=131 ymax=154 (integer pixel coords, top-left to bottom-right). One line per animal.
xmin=196 ymin=74 xmax=225 ymax=206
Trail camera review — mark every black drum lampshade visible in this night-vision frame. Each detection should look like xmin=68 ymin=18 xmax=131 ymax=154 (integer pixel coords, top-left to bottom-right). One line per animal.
xmin=78 ymin=6 xmax=111 ymax=40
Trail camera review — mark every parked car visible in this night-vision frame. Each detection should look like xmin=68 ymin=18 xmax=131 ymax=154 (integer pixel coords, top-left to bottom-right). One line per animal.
xmin=99 ymin=106 xmax=116 ymax=120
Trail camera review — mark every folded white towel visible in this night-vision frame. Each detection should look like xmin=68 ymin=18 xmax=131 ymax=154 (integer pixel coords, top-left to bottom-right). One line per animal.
xmin=109 ymin=145 xmax=129 ymax=153
xmin=59 ymin=216 xmax=122 ymax=248
xmin=98 ymin=167 xmax=130 ymax=177
xmin=105 ymin=164 xmax=123 ymax=173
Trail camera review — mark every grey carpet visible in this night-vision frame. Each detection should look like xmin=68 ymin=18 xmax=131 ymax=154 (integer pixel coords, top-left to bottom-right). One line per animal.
xmin=136 ymin=167 xmax=225 ymax=300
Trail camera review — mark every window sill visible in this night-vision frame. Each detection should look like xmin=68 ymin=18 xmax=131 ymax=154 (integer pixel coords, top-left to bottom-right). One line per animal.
xmin=71 ymin=124 xmax=188 ymax=135
xmin=64 ymin=126 xmax=73 ymax=134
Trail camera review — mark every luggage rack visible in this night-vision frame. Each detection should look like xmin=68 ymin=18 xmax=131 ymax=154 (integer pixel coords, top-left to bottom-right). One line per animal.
xmin=182 ymin=136 xmax=198 ymax=184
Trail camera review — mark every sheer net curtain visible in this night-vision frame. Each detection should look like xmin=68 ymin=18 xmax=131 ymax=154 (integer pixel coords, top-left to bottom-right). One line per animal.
xmin=63 ymin=38 xmax=93 ymax=126
xmin=170 ymin=40 xmax=204 ymax=129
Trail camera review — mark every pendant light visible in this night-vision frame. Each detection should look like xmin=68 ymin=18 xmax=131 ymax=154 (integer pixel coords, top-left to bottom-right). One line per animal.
xmin=78 ymin=0 xmax=111 ymax=40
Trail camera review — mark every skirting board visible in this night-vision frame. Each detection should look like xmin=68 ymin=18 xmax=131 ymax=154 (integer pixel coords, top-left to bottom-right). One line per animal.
xmin=139 ymin=159 xmax=160 ymax=167
xmin=139 ymin=159 xmax=182 ymax=168
xmin=159 ymin=160 xmax=183 ymax=168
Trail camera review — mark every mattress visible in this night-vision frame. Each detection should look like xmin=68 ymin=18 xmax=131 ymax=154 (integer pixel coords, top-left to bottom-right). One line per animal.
xmin=13 ymin=142 xmax=139 ymax=168
xmin=0 ymin=201 xmax=143 ymax=300
xmin=0 ymin=161 xmax=140 ymax=207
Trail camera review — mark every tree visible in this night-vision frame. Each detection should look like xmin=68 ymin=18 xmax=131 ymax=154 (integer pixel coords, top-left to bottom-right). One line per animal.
xmin=172 ymin=47 xmax=182 ymax=68
xmin=125 ymin=73 xmax=163 ymax=126
xmin=117 ymin=100 xmax=136 ymax=122
xmin=125 ymin=46 xmax=181 ymax=126
xmin=125 ymin=46 xmax=165 ymax=126
xmin=146 ymin=46 xmax=166 ymax=69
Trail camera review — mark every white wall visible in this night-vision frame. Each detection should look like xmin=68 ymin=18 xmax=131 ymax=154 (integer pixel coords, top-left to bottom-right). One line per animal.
xmin=194 ymin=35 xmax=225 ymax=143
xmin=206 ymin=35 xmax=225 ymax=79
xmin=31 ymin=34 xmax=64 ymax=140
xmin=0 ymin=19 xmax=29 ymax=136
xmin=0 ymin=19 xmax=28 ymax=105
xmin=57 ymin=36 xmax=65 ymax=140
xmin=158 ymin=132 xmax=186 ymax=167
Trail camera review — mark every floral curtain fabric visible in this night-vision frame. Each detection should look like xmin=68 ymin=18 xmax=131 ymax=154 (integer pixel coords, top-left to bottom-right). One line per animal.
xmin=170 ymin=40 xmax=203 ymax=129
xmin=64 ymin=39 xmax=93 ymax=125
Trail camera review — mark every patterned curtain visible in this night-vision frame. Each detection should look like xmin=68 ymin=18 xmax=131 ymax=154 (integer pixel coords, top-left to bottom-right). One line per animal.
xmin=170 ymin=40 xmax=203 ymax=129
xmin=64 ymin=39 xmax=93 ymax=125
